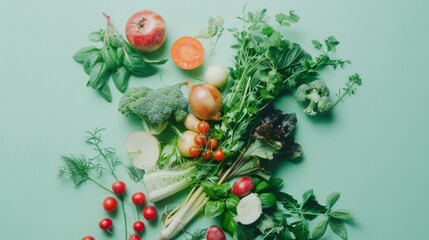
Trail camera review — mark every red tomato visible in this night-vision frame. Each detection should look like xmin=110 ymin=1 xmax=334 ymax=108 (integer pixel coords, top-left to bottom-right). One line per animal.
xmin=189 ymin=146 xmax=201 ymax=157
xmin=99 ymin=218 xmax=113 ymax=230
xmin=112 ymin=180 xmax=126 ymax=195
xmin=194 ymin=135 xmax=207 ymax=146
xmin=207 ymin=138 xmax=219 ymax=149
xmin=133 ymin=221 xmax=145 ymax=232
xmin=197 ymin=121 xmax=210 ymax=134
xmin=201 ymin=150 xmax=213 ymax=160
xmin=128 ymin=234 xmax=141 ymax=240
xmin=206 ymin=225 xmax=226 ymax=240
xmin=143 ymin=206 xmax=157 ymax=221
xmin=103 ymin=196 xmax=117 ymax=211
xmin=82 ymin=236 xmax=95 ymax=240
xmin=131 ymin=192 xmax=146 ymax=205
xmin=213 ymin=149 xmax=225 ymax=161
xmin=232 ymin=176 xmax=254 ymax=197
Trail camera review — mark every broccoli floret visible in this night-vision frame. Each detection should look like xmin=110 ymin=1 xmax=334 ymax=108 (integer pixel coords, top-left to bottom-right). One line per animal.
xmin=295 ymin=80 xmax=333 ymax=116
xmin=118 ymin=84 xmax=189 ymax=135
xmin=118 ymin=86 xmax=153 ymax=116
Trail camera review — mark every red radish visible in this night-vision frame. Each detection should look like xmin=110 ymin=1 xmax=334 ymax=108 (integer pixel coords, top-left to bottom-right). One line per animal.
xmin=133 ymin=221 xmax=145 ymax=232
xmin=112 ymin=180 xmax=126 ymax=195
xmin=232 ymin=176 xmax=254 ymax=197
xmin=125 ymin=131 xmax=161 ymax=170
xmin=82 ymin=236 xmax=95 ymax=240
xmin=143 ymin=206 xmax=157 ymax=221
xmin=103 ymin=196 xmax=117 ymax=211
xmin=206 ymin=225 xmax=226 ymax=240
xmin=131 ymin=192 xmax=146 ymax=205
xmin=99 ymin=218 xmax=113 ymax=230
xmin=128 ymin=234 xmax=141 ymax=240
xmin=125 ymin=10 xmax=166 ymax=52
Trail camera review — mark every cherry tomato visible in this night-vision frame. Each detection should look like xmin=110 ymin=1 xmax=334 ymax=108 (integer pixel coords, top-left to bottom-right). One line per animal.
xmin=232 ymin=176 xmax=254 ymax=197
xmin=99 ymin=218 xmax=113 ymax=230
xmin=189 ymin=146 xmax=201 ymax=157
xmin=103 ymin=196 xmax=117 ymax=211
xmin=112 ymin=180 xmax=126 ymax=195
xmin=207 ymin=138 xmax=219 ymax=149
xmin=194 ymin=135 xmax=207 ymax=146
xmin=133 ymin=220 xmax=145 ymax=232
xmin=131 ymin=192 xmax=146 ymax=205
xmin=197 ymin=121 xmax=210 ymax=134
xmin=143 ymin=206 xmax=157 ymax=221
xmin=213 ymin=149 xmax=225 ymax=161
xmin=82 ymin=236 xmax=95 ymax=240
xmin=201 ymin=150 xmax=213 ymax=160
xmin=128 ymin=234 xmax=141 ymax=240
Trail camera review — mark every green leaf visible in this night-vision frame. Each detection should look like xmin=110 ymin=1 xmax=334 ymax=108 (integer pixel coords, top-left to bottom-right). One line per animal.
xmin=275 ymin=11 xmax=299 ymax=27
xmin=276 ymin=191 xmax=299 ymax=210
xmin=97 ymin=82 xmax=112 ymax=102
xmin=312 ymin=40 xmax=323 ymax=50
xmin=123 ymin=50 xmax=157 ymax=77
xmin=301 ymin=191 xmax=327 ymax=220
xmin=255 ymin=181 xmax=270 ymax=193
xmin=312 ymin=219 xmax=328 ymax=240
xmin=326 ymin=192 xmax=341 ymax=209
xmin=245 ymin=139 xmax=281 ymax=160
xmin=257 ymin=214 xmax=276 ymax=234
xmin=225 ymin=195 xmax=239 ymax=214
xmin=201 ymin=181 xmax=229 ymax=199
xmin=258 ymin=192 xmax=277 ymax=208
xmin=142 ymin=57 xmax=168 ymax=65
xmin=204 ymin=200 xmax=225 ymax=218
xmin=88 ymin=31 xmax=102 ymax=42
xmin=73 ymin=46 xmax=99 ymax=63
xmin=269 ymin=177 xmax=284 ymax=191
xmin=116 ymin=47 xmax=124 ymax=67
xmin=112 ymin=67 xmax=130 ymax=93
xmin=108 ymin=34 xmax=123 ymax=48
xmin=88 ymin=63 xmax=110 ymax=89
xmin=290 ymin=220 xmax=309 ymax=240
xmin=329 ymin=210 xmax=353 ymax=221
xmin=325 ymin=36 xmax=340 ymax=52
xmin=101 ymin=46 xmax=118 ymax=71
xmin=329 ymin=219 xmax=348 ymax=240
xmin=233 ymin=223 xmax=254 ymax=240
xmin=302 ymin=189 xmax=314 ymax=206
xmin=83 ymin=51 xmax=101 ymax=75
xmin=269 ymin=43 xmax=311 ymax=74
xmin=221 ymin=211 xmax=237 ymax=235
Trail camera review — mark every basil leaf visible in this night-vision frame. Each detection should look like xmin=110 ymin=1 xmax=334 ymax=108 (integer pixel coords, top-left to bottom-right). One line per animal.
xmin=326 ymin=192 xmax=341 ymax=209
xmin=97 ymin=83 xmax=112 ymax=102
xmin=225 ymin=195 xmax=239 ymax=214
xmin=329 ymin=210 xmax=353 ymax=221
xmin=258 ymin=192 xmax=277 ymax=208
xmin=73 ymin=46 xmax=99 ymax=63
xmin=255 ymin=180 xmax=270 ymax=193
xmin=101 ymin=46 xmax=118 ymax=71
xmin=88 ymin=63 xmax=110 ymax=89
xmin=201 ymin=181 xmax=229 ymax=199
xmin=329 ymin=219 xmax=348 ymax=240
xmin=112 ymin=67 xmax=130 ymax=93
xmin=269 ymin=177 xmax=283 ymax=191
xmin=290 ymin=220 xmax=309 ymax=240
xmin=221 ymin=211 xmax=237 ymax=235
xmin=88 ymin=31 xmax=102 ymax=42
xmin=108 ymin=34 xmax=122 ymax=48
xmin=83 ymin=51 xmax=101 ymax=75
xmin=312 ymin=219 xmax=328 ymax=240
xmin=233 ymin=224 xmax=254 ymax=240
xmin=204 ymin=200 xmax=225 ymax=218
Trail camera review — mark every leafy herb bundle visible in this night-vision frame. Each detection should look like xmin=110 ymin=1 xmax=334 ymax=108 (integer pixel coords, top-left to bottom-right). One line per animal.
xmin=72 ymin=13 xmax=167 ymax=102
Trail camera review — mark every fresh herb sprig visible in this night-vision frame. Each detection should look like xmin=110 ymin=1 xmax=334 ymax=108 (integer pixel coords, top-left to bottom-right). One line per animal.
xmin=72 ymin=13 xmax=167 ymax=102
xmin=195 ymin=16 xmax=224 ymax=54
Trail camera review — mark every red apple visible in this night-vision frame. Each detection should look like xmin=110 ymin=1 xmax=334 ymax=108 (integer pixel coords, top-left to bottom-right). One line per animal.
xmin=125 ymin=10 xmax=167 ymax=52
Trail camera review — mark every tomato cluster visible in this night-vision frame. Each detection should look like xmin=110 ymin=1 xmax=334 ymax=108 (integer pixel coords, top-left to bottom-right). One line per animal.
xmin=83 ymin=181 xmax=157 ymax=240
xmin=189 ymin=121 xmax=225 ymax=161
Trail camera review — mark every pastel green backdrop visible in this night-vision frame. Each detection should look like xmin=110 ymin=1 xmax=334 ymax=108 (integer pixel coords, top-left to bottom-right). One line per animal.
xmin=1 ymin=0 xmax=428 ymax=239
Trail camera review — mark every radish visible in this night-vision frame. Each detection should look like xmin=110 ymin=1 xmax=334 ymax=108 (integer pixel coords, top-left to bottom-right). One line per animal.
xmin=234 ymin=193 xmax=262 ymax=225
xmin=125 ymin=131 xmax=160 ymax=170
xmin=232 ymin=176 xmax=254 ymax=197
xmin=206 ymin=225 xmax=226 ymax=240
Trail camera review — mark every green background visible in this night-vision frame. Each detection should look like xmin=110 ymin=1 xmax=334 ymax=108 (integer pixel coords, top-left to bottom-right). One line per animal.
xmin=1 ymin=0 xmax=428 ymax=239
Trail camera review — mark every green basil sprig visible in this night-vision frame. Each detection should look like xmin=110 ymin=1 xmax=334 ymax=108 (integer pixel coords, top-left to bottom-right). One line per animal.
xmin=72 ymin=13 xmax=167 ymax=102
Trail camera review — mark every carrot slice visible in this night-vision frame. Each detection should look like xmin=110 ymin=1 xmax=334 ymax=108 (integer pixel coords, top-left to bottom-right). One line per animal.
xmin=171 ymin=36 xmax=204 ymax=70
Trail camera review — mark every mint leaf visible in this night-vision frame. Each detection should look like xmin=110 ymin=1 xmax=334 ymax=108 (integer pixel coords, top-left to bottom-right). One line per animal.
xmin=312 ymin=219 xmax=328 ymax=240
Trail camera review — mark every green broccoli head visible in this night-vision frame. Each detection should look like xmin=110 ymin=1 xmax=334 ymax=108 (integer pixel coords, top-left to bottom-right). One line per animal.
xmin=119 ymin=84 xmax=189 ymax=135
xmin=295 ymin=80 xmax=333 ymax=116
xmin=118 ymin=86 xmax=153 ymax=116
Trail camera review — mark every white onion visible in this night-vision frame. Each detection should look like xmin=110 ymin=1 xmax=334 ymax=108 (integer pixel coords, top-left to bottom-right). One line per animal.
xmin=185 ymin=80 xmax=222 ymax=121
